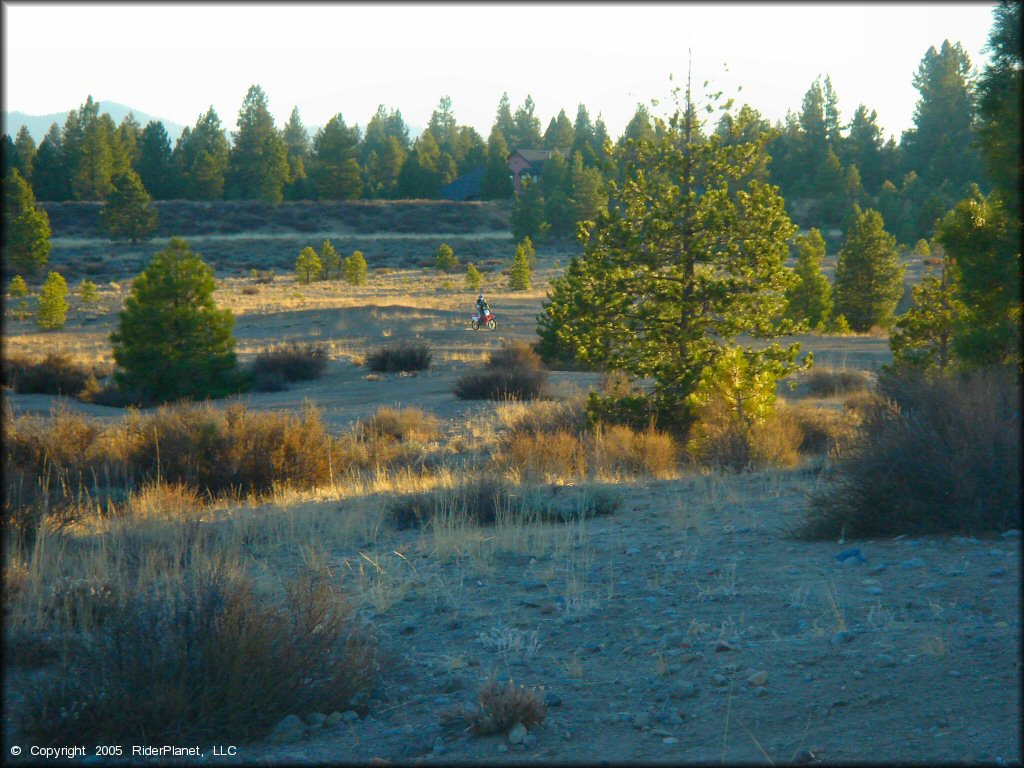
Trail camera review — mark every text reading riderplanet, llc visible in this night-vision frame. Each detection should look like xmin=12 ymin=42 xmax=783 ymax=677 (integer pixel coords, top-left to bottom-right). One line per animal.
xmin=21 ymin=745 xmax=208 ymax=758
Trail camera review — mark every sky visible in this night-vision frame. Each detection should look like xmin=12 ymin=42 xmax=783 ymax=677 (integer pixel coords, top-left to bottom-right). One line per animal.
xmin=1 ymin=2 xmax=1001 ymax=143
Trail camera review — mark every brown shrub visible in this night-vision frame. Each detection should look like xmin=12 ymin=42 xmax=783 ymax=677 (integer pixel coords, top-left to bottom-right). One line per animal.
xmin=359 ymin=406 xmax=439 ymax=443
xmin=777 ymin=403 xmax=859 ymax=456
xmin=468 ymin=677 xmax=546 ymax=735
xmin=19 ymin=570 xmax=381 ymax=746
xmin=365 ymin=341 xmax=432 ymax=373
xmin=801 ymin=367 xmax=872 ymax=397
xmin=455 ymin=341 xmax=547 ymax=401
xmin=687 ymin=404 xmax=801 ymax=471
xmin=802 ymin=366 xmax=1022 ymax=539
xmin=386 ymin=476 xmax=514 ymax=529
xmin=2 ymin=353 xmax=109 ymax=397
xmin=250 ymin=343 xmax=328 ymax=387
xmin=509 ymin=430 xmax=586 ymax=481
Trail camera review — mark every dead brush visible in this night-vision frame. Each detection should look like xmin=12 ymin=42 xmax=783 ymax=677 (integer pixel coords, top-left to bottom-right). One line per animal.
xmin=365 ymin=340 xmax=432 ymax=373
xmin=454 ymin=341 xmax=548 ymax=401
xmin=18 ymin=568 xmax=383 ymax=746
xmin=441 ymin=676 xmax=546 ymax=736
xmin=249 ymin=342 xmax=328 ymax=386
xmin=2 ymin=352 xmax=111 ymax=397
xmin=358 ymin=406 xmax=440 ymax=443
xmin=801 ymin=367 xmax=872 ymax=398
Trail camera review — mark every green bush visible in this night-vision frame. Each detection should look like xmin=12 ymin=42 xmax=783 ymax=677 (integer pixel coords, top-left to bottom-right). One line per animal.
xmin=78 ymin=279 xmax=100 ymax=303
xmin=435 ymin=243 xmax=459 ymax=272
xmin=344 ymin=250 xmax=368 ymax=286
xmin=8 ymin=275 xmax=28 ymax=297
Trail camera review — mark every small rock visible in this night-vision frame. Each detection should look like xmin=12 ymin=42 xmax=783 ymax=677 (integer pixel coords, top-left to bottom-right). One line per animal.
xmin=633 ymin=711 xmax=650 ymax=729
xmin=325 ymin=712 xmax=344 ymax=727
xmin=544 ymin=691 xmax=562 ymax=707
xmin=522 ymin=733 xmax=537 ymax=747
xmin=868 ymin=563 xmax=887 ymax=574
xmin=875 ymin=653 xmax=897 ymax=668
xmin=794 ymin=748 xmax=816 ymax=764
xmin=508 ymin=722 xmax=528 ymax=745
xmin=626 ymin=547 xmax=641 ymax=556
xmin=835 ymin=547 xmax=865 ymax=564
xmin=306 ymin=712 xmax=326 ymax=728
xmin=400 ymin=623 xmax=416 ymax=635
xmin=865 ymin=586 xmax=884 ymax=596
xmin=852 ymin=670 xmax=863 ymax=679
xmin=754 ymin=687 xmax=769 ymax=698
xmin=899 ymin=558 xmax=926 ymax=569
xmin=669 ymin=682 xmax=698 ymax=700
xmin=831 ymin=630 xmax=855 ymax=645
xmin=988 ymin=567 xmax=1007 ymax=578
xmin=341 ymin=710 xmax=360 ymax=722
xmin=663 ymin=737 xmax=679 ymax=746
xmin=999 ymin=529 xmax=1020 ymax=538
xmin=714 ymin=640 xmax=735 ymax=652
xmin=949 ymin=670 xmax=961 ymax=678
xmin=270 ymin=714 xmax=305 ymax=744
xmin=520 ymin=579 xmax=547 ymax=591
xmin=497 ymin=744 xmax=508 ymax=753
xmin=747 ymin=671 xmax=769 ymax=687
xmin=710 ymin=673 xmax=727 ymax=686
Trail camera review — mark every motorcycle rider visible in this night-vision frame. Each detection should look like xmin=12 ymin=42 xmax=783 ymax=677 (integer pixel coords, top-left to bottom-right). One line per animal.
xmin=476 ymin=293 xmax=491 ymax=318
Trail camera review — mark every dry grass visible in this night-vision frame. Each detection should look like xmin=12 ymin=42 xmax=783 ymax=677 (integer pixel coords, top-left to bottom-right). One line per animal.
xmin=358 ymin=406 xmax=440 ymax=444
xmin=365 ymin=340 xmax=432 ymax=373
xmin=455 ymin=341 xmax=549 ymax=401
xmin=249 ymin=342 xmax=328 ymax=389
xmin=800 ymin=367 xmax=872 ymax=398
xmin=2 ymin=352 xmax=112 ymax=397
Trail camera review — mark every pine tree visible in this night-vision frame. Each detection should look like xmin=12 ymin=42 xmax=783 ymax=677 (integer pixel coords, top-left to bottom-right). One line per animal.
xmin=295 ymin=246 xmax=321 ymax=285
xmin=889 ymin=252 xmax=963 ymax=371
xmin=538 ymin=81 xmax=804 ymax=430
xmin=569 ymin=152 xmax=607 ymax=226
xmin=174 ymin=108 xmax=229 ymax=200
xmin=511 ymin=95 xmax=543 ymax=149
xmin=101 ymin=170 xmax=157 ymax=243
xmin=36 ymin=271 xmax=68 ymax=330
xmin=4 ymin=168 xmax=35 ymax=235
xmin=78 ymin=278 xmax=100 ymax=303
xmin=282 ymin=106 xmax=313 ymax=200
xmin=518 ymin=236 xmax=537 ymax=271
xmin=936 ymin=185 xmax=1020 ymax=367
xmin=344 ymin=250 xmax=368 ymax=286
xmin=435 ymin=243 xmax=459 ymax=272
xmin=136 ymin=121 xmax=179 ymax=199
xmin=480 ymin=127 xmax=512 ymax=200
xmin=31 ymin=123 xmax=69 ymax=201
xmin=111 ymin=238 xmax=239 ymax=403
xmin=509 ymin=243 xmax=532 ymax=291
xmin=13 ymin=126 xmax=36 ymax=181
xmin=226 ymin=85 xmax=288 ymax=201
xmin=833 ymin=207 xmax=904 ymax=331
xmin=312 ymin=114 xmax=362 ymax=199
xmin=975 ymin=1 xmax=1021 ymax=214
xmin=320 ymin=239 xmax=340 ymax=279
xmin=511 ymin=176 xmax=548 ymax=243
xmin=8 ymin=205 xmax=51 ymax=274
xmin=8 ymin=275 xmax=28 ymax=297
xmin=464 ymin=263 xmax=483 ymax=292
xmin=786 ymin=228 xmax=833 ymax=329
xmin=543 ymin=109 xmax=575 ymax=155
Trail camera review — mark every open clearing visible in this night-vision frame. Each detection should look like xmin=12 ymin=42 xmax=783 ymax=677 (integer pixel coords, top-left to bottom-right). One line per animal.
xmin=2 ymin=231 xmax=1019 ymax=765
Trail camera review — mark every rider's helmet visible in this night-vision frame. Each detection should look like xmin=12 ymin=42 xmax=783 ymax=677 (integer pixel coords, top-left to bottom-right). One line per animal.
xmin=478 ymin=293 xmax=484 ymax=301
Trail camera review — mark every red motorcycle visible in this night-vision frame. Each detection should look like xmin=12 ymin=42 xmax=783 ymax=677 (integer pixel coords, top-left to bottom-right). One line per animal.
xmin=471 ymin=308 xmax=496 ymax=331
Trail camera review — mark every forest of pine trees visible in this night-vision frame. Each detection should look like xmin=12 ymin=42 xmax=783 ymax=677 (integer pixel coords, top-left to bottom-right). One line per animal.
xmin=0 ymin=18 xmax=1014 ymax=251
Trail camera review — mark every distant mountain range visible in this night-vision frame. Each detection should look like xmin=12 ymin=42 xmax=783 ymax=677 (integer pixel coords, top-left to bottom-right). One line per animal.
xmin=2 ymin=102 xmax=187 ymax=143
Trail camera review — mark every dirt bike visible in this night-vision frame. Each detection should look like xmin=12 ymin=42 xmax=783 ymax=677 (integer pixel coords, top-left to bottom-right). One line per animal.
xmin=471 ymin=308 xmax=496 ymax=331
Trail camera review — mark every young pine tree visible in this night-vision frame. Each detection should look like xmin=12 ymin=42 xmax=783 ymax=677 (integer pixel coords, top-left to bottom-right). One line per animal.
xmin=511 ymin=176 xmax=548 ymax=244
xmin=8 ymin=275 xmax=29 ymax=297
xmin=78 ymin=279 xmax=100 ymax=303
xmin=435 ymin=243 xmax=459 ymax=272
xmin=320 ymin=239 xmax=340 ymax=279
xmin=295 ymin=246 xmax=322 ymax=285
xmin=36 ymin=271 xmax=68 ymax=330
xmin=464 ymin=263 xmax=483 ymax=292
xmin=8 ymin=206 xmax=52 ymax=274
xmin=833 ymin=206 xmax=904 ymax=332
xmin=785 ymin=228 xmax=833 ymax=330
xmin=889 ymin=253 xmax=964 ymax=372
xmin=110 ymin=237 xmax=239 ymax=403
xmin=100 ymin=170 xmax=157 ymax=243
xmin=509 ymin=243 xmax=532 ymax=291
xmin=344 ymin=250 xmax=368 ymax=286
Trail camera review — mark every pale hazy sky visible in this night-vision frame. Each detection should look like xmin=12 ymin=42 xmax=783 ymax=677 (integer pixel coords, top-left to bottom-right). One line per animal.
xmin=2 ymin=2 xmax=1000 ymax=141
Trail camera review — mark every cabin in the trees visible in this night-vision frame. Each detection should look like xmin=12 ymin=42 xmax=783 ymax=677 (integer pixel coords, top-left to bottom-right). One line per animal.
xmin=507 ymin=149 xmax=552 ymax=194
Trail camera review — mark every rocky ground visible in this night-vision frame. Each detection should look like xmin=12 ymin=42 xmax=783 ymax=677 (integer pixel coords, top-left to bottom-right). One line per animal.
xmin=38 ymin=471 xmax=1016 ymax=766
